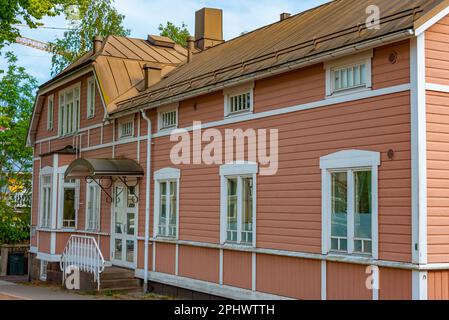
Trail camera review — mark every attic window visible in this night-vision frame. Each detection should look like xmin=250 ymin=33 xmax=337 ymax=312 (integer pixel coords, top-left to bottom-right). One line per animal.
xmin=224 ymin=82 xmax=254 ymax=117
xmin=47 ymin=95 xmax=54 ymax=131
xmin=119 ymin=119 xmax=134 ymax=139
xmin=158 ymin=104 xmax=178 ymax=131
xmin=325 ymin=51 xmax=373 ymax=97
xmin=87 ymin=77 xmax=95 ymax=119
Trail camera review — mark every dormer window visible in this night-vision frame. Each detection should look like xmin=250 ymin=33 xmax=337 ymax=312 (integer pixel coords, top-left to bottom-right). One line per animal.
xmin=224 ymin=82 xmax=254 ymax=117
xmin=325 ymin=51 xmax=372 ymax=97
xmin=58 ymin=83 xmax=80 ymax=136
xmin=158 ymin=104 xmax=178 ymax=131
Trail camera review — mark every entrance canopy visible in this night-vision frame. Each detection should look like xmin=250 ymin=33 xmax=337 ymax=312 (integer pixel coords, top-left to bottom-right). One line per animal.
xmin=64 ymin=158 xmax=144 ymax=180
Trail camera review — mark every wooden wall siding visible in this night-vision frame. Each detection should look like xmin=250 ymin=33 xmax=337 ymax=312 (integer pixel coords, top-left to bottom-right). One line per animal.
xmin=426 ymin=15 xmax=449 ymax=86
xmin=40 ymin=154 xmax=54 ymax=168
xmin=149 ymin=91 xmax=412 ymax=259
xmin=38 ymin=231 xmax=51 ymax=254
xmin=89 ymin=127 xmax=102 ymax=147
xmin=36 ymin=73 xmax=97 ymax=141
xmin=428 ymin=270 xmax=449 ymax=300
xmin=58 ymin=154 xmax=75 ymax=167
xmin=137 ymin=239 xmax=146 ymax=269
xmin=326 ymin=261 xmax=372 ymax=300
xmin=102 ymin=123 xmax=114 ymax=144
xmin=378 ymin=267 xmax=412 ymax=300
xmin=372 ymin=40 xmax=410 ymax=90
xmin=178 ymin=245 xmax=220 ymax=284
xmin=56 ymin=233 xmax=71 ymax=254
xmin=99 ymin=235 xmax=110 ymax=260
xmin=138 ymin=140 xmax=147 ymax=238
xmin=49 ymin=136 xmax=75 ymax=154
xmin=256 ymin=254 xmax=321 ymax=299
xmin=223 ymin=250 xmax=252 ymax=290
xmin=427 ymin=91 xmax=449 ymax=263
xmin=256 ymin=64 xmax=325 ymax=114
xmin=155 ymin=242 xmax=176 ymax=274
xmin=114 ymin=141 xmax=138 ymax=161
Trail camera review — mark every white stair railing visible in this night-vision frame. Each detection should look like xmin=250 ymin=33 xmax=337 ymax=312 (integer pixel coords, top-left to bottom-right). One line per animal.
xmin=60 ymin=235 xmax=105 ymax=290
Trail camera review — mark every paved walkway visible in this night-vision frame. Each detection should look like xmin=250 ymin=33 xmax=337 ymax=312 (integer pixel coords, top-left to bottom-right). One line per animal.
xmin=0 ymin=280 xmax=98 ymax=300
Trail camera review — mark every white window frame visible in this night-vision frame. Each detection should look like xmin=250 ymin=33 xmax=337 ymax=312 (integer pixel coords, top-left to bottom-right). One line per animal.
xmin=87 ymin=76 xmax=95 ymax=119
xmin=324 ymin=50 xmax=373 ymax=97
xmin=58 ymin=83 xmax=81 ymax=136
xmin=39 ymin=167 xmax=53 ymax=229
xmin=157 ymin=103 xmax=178 ymax=131
xmin=47 ymin=95 xmax=54 ymax=131
xmin=153 ymin=168 xmax=180 ymax=239
xmin=219 ymin=162 xmax=257 ymax=247
xmin=320 ymin=150 xmax=380 ymax=259
xmin=223 ymin=82 xmax=254 ymax=117
xmin=85 ymin=180 xmax=101 ymax=231
xmin=57 ymin=166 xmax=79 ymax=230
xmin=118 ymin=117 xmax=134 ymax=139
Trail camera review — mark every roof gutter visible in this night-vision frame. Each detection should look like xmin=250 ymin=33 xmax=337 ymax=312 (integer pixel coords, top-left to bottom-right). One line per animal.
xmin=111 ymin=29 xmax=414 ymax=119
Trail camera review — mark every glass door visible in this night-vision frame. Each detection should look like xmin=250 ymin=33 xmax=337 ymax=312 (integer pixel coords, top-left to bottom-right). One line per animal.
xmin=112 ymin=182 xmax=137 ymax=268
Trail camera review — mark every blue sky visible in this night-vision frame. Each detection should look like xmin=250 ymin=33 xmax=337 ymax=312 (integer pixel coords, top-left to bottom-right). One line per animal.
xmin=1 ymin=0 xmax=329 ymax=85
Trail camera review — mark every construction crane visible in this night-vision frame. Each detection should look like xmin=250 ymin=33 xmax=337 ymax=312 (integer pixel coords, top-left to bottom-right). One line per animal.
xmin=15 ymin=36 xmax=54 ymax=53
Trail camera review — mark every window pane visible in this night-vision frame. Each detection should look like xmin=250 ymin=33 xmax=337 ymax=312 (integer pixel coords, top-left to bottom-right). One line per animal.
xmin=331 ymin=172 xmax=347 ymax=251
xmin=158 ymin=182 xmax=167 ymax=235
xmin=63 ymin=188 xmax=76 ymax=228
xmin=126 ymin=240 xmax=134 ymax=263
xmin=126 ymin=212 xmax=135 ymax=235
xmin=241 ymin=177 xmax=253 ymax=244
xmin=227 ymin=178 xmax=238 ymax=242
xmin=169 ymin=181 xmax=177 ymax=237
xmin=354 ymin=171 xmax=372 ymax=253
xmin=360 ymin=64 xmax=367 ymax=85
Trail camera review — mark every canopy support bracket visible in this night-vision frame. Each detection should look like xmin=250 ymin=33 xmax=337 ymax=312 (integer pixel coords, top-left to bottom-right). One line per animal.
xmin=85 ymin=176 xmax=113 ymax=203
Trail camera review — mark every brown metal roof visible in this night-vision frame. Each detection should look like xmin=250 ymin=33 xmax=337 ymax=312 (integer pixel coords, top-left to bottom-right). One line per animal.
xmin=113 ymin=0 xmax=445 ymax=116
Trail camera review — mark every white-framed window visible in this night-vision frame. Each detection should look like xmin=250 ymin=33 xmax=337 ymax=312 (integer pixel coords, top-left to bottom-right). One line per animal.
xmin=224 ymin=82 xmax=254 ymax=117
xmin=87 ymin=77 xmax=95 ymax=119
xmin=158 ymin=104 xmax=178 ymax=131
xmin=119 ymin=119 xmax=134 ymax=139
xmin=320 ymin=150 xmax=380 ymax=258
xmin=58 ymin=174 xmax=79 ymax=229
xmin=47 ymin=95 xmax=54 ymax=131
xmin=40 ymin=260 xmax=48 ymax=281
xmin=86 ymin=181 xmax=101 ymax=231
xmin=324 ymin=51 xmax=372 ymax=97
xmin=220 ymin=162 xmax=257 ymax=246
xmin=39 ymin=173 xmax=52 ymax=228
xmin=58 ymin=83 xmax=80 ymax=136
xmin=153 ymin=168 xmax=180 ymax=238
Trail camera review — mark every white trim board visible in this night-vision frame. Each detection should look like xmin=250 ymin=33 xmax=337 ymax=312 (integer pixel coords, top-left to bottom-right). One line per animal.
xmin=134 ymin=269 xmax=293 ymax=300
xmin=426 ymin=83 xmax=449 ymax=93
xmin=415 ymin=5 xmax=449 ymax=36
xmin=36 ymin=252 xmax=61 ymax=262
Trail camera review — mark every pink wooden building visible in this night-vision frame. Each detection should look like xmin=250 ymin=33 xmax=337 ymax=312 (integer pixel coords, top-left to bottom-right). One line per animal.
xmin=27 ymin=0 xmax=449 ymax=299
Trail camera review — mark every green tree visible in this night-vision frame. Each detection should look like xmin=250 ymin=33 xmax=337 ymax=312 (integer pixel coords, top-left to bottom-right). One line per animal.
xmin=0 ymin=0 xmax=70 ymax=49
xmin=158 ymin=21 xmax=190 ymax=47
xmin=50 ymin=0 xmax=130 ymax=75
xmin=0 ymin=52 xmax=36 ymax=244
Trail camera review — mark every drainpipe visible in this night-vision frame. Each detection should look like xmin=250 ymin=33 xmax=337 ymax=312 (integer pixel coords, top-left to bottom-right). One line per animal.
xmin=140 ymin=109 xmax=152 ymax=293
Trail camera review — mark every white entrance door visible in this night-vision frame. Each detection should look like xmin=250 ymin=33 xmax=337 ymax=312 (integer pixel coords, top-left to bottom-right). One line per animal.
xmin=111 ymin=182 xmax=137 ymax=268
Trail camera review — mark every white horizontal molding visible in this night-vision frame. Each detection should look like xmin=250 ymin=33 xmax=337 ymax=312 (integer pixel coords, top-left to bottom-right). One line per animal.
xmin=36 ymin=252 xmax=61 ymax=262
xmin=154 ymin=167 xmax=181 ymax=180
xmin=320 ymin=149 xmax=381 ymax=169
xmin=135 ymin=269 xmax=292 ymax=300
xmin=219 ymin=161 xmax=259 ymax=176
xmin=426 ymin=83 xmax=449 ymax=93
xmin=29 ymin=246 xmax=38 ymax=254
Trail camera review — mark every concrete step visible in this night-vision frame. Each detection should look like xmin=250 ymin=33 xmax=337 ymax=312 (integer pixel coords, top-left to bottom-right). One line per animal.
xmin=100 ymin=278 xmax=141 ymax=289
xmin=101 ymin=267 xmax=135 ymax=280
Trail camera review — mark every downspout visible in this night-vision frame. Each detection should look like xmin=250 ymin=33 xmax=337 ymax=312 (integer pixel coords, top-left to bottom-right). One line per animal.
xmin=140 ymin=109 xmax=152 ymax=293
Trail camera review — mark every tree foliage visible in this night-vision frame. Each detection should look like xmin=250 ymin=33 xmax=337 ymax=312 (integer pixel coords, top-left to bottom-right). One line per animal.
xmin=0 ymin=52 xmax=36 ymax=244
xmin=158 ymin=21 xmax=190 ymax=47
xmin=50 ymin=0 xmax=130 ymax=75
xmin=0 ymin=0 xmax=70 ymax=49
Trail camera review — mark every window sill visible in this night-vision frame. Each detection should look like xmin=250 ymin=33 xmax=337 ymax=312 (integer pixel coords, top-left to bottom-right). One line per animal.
xmin=326 ymin=86 xmax=371 ymax=99
xmin=222 ymin=242 xmax=255 ymax=250
xmin=154 ymin=235 xmax=177 ymax=242
xmin=158 ymin=126 xmax=178 ymax=133
xmin=225 ymin=110 xmax=253 ymax=119
xmin=326 ymin=252 xmax=374 ymax=263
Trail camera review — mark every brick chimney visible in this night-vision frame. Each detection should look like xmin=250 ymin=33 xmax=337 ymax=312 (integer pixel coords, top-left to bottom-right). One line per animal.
xmin=195 ymin=8 xmax=224 ymax=50
xmin=143 ymin=63 xmax=162 ymax=90
xmin=93 ymin=35 xmax=103 ymax=54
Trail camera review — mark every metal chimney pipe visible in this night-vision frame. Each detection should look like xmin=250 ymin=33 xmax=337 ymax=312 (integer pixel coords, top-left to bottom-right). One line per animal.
xmin=187 ymin=36 xmax=195 ymax=62
xmin=93 ymin=36 xmax=103 ymax=54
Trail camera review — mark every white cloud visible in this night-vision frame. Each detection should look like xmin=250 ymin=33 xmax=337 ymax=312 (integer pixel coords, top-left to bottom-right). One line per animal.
xmin=1 ymin=0 xmax=329 ymax=85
